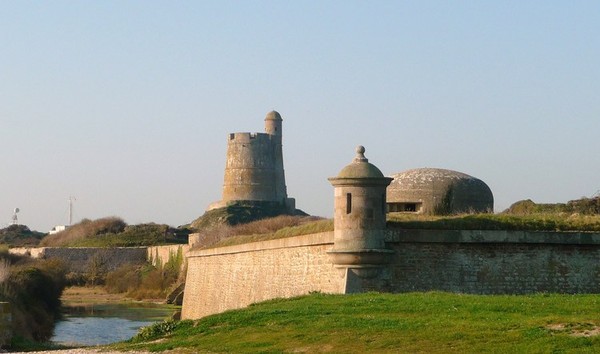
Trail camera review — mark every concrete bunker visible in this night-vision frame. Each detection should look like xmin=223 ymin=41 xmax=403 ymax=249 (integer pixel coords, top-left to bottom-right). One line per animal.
xmin=387 ymin=168 xmax=493 ymax=215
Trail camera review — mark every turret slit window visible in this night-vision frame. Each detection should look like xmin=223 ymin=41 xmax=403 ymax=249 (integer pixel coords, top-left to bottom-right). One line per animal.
xmin=346 ymin=193 xmax=352 ymax=214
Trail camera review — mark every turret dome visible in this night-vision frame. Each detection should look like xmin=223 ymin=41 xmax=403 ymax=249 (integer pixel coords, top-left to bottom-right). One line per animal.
xmin=334 ymin=146 xmax=385 ymax=179
xmin=265 ymin=110 xmax=282 ymax=121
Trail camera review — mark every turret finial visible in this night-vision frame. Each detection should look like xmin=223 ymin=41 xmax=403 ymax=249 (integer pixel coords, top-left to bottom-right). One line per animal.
xmin=354 ymin=145 xmax=368 ymax=163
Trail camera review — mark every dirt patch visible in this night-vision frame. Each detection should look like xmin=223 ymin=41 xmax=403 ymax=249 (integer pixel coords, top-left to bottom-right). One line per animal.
xmin=571 ymin=327 xmax=600 ymax=337
xmin=546 ymin=323 xmax=600 ymax=337
xmin=62 ymin=286 xmax=164 ymax=305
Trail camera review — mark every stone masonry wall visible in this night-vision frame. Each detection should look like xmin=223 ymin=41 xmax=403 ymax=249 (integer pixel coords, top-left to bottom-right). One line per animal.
xmin=182 ymin=229 xmax=600 ymax=319
xmin=9 ymin=247 xmax=148 ymax=273
xmin=388 ymin=242 xmax=600 ymax=294
xmin=386 ymin=230 xmax=600 ymax=294
xmin=147 ymin=244 xmax=189 ymax=270
xmin=182 ymin=232 xmax=344 ymax=319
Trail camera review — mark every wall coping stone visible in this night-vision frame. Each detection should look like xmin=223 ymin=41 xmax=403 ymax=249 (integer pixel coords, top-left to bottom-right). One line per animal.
xmin=386 ymin=229 xmax=600 ymax=245
xmin=187 ymin=231 xmax=334 ymax=258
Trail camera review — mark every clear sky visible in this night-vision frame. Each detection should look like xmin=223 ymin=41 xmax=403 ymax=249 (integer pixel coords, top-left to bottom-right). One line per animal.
xmin=1 ymin=1 xmax=599 ymax=232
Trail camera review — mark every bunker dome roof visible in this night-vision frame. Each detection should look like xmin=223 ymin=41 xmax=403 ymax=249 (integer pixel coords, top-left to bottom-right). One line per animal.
xmin=334 ymin=146 xmax=385 ymax=179
xmin=389 ymin=168 xmax=486 ymax=187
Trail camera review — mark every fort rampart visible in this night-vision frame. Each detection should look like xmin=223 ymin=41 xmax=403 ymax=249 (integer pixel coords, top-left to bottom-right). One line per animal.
xmin=182 ymin=229 xmax=600 ymax=319
xmin=182 ymin=232 xmax=343 ymax=319
xmin=9 ymin=246 xmax=172 ymax=273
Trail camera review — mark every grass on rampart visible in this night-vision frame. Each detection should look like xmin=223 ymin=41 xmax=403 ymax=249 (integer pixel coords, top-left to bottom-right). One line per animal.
xmin=193 ymin=215 xmax=332 ymax=250
xmin=196 ymin=213 xmax=600 ymax=250
xmin=387 ymin=213 xmax=600 ymax=232
xmin=112 ymin=292 xmax=600 ymax=353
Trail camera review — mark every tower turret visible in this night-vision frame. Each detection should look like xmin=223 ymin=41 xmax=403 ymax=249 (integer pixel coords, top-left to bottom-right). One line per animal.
xmin=264 ymin=110 xmax=282 ymax=137
xmin=328 ymin=146 xmax=393 ymax=272
xmin=265 ymin=110 xmax=287 ymax=208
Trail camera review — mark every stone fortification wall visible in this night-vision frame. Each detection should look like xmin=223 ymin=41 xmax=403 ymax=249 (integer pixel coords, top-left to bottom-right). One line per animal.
xmin=9 ymin=247 xmax=148 ymax=273
xmin=385 ymin=230 xmax=600 ymax=294
xmin=182 ymin=229 xmax=600 ymax=319
xmin=182 ymin=232 xmax=343 ymax=319
xmin=147 ymin=244 xmax=189 ymax=270
xmin=9 ymin=247 xmax=46 ymax=258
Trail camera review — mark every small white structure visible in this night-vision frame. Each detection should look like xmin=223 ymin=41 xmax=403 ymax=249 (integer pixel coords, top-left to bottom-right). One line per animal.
xmin=49 ymin=225 xmax=68 ymax=235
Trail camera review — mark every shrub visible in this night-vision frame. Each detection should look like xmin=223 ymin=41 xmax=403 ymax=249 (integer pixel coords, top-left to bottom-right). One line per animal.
xmin=105 ymin=264 xmax=141 ymax=294
xmin=85 ymin=250 xmax=112 ymax=285
xmin=132 ymin=319 xmax=180 ymax=341
xmin=0 ymin=225 xmax=45 ymax=247
xmin=104 ymin=263 xmax=181 ymax=301
xmin=0 ymin=255 xmax=66 ymax=342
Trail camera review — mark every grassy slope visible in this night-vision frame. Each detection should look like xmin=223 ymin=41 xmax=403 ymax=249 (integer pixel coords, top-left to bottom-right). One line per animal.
xmin=196 ymin=213 xmax=600 ymax=250
xmin=113 ymin=292 xmax=600 ymax=353
xmin=387 ymin=213 xmax=600 ymax=232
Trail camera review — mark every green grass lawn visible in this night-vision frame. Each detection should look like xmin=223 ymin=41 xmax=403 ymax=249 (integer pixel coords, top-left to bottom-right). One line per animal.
xmin=111 ymin=292 xmax=600 ymax=353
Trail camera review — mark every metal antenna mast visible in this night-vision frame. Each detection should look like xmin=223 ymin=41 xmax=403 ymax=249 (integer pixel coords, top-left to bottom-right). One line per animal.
xmin=12 ymin=208 xmax=19 ymax=225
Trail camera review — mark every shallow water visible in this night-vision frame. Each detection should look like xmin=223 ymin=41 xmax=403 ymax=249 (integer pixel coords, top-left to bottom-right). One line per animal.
xmin=51 ymin=303 xmax=176 ymax=346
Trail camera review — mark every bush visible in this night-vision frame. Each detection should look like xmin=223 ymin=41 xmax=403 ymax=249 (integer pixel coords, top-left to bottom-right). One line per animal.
xmin=0 ymin=254 xmax=66 ymax=342
xmin=132 ymin=319 xmax=180 ymax=341
xmin=0 ymin=225 xmax=45 ymax=247
xmin=105 ymin=263 xmax=181 ymax=301
xmin=105 ymin=264 xmax=141 ymax=294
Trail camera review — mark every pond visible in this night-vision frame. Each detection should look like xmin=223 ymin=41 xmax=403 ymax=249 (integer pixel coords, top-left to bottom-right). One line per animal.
xmin=51 ymin=302 xmax=177 ymax=346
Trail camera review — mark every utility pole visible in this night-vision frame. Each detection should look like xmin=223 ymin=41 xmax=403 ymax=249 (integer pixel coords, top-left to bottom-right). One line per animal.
xmin=68 ymin=196 xmax=76 ymax=226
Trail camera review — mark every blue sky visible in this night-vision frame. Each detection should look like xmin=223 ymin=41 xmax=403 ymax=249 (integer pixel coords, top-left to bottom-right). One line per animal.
xmin=1 ymin=1 xmax=599 ymax=231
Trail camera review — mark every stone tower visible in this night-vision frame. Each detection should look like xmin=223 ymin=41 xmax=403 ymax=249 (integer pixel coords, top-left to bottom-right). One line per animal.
xmin=208 ymin=111 xmax=293 ymax=211
xmin=328 ymin=146 xmax=393 ymax=291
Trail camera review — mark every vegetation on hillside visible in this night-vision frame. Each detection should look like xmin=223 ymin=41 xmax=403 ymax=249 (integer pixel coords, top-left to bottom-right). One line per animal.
xmin=111 ymin=292 xmax=600 ymax=353
xmin=192 ymin=215 xmax=330 ymax=249
xmin=505 ymin=197 xmax=600 ymax=215
xmin=105 ymin=248 xmax=185 ymax=301
xmin=0 ymin=249 xmax=66 ymax=346
xmin=0 ymin=225 xmax=45 ymax=247
xmin=39 ymin=217 xmax=188 ymax=247
xmin=190 ymin=201 xmax=307 ymax=231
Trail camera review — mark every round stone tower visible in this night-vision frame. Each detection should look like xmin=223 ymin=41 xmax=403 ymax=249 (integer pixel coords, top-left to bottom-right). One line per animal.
xmin=328 ymin=146 xmax=393 ymax=267
xmin=217 ymin=111 xmax=290 ymax=209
